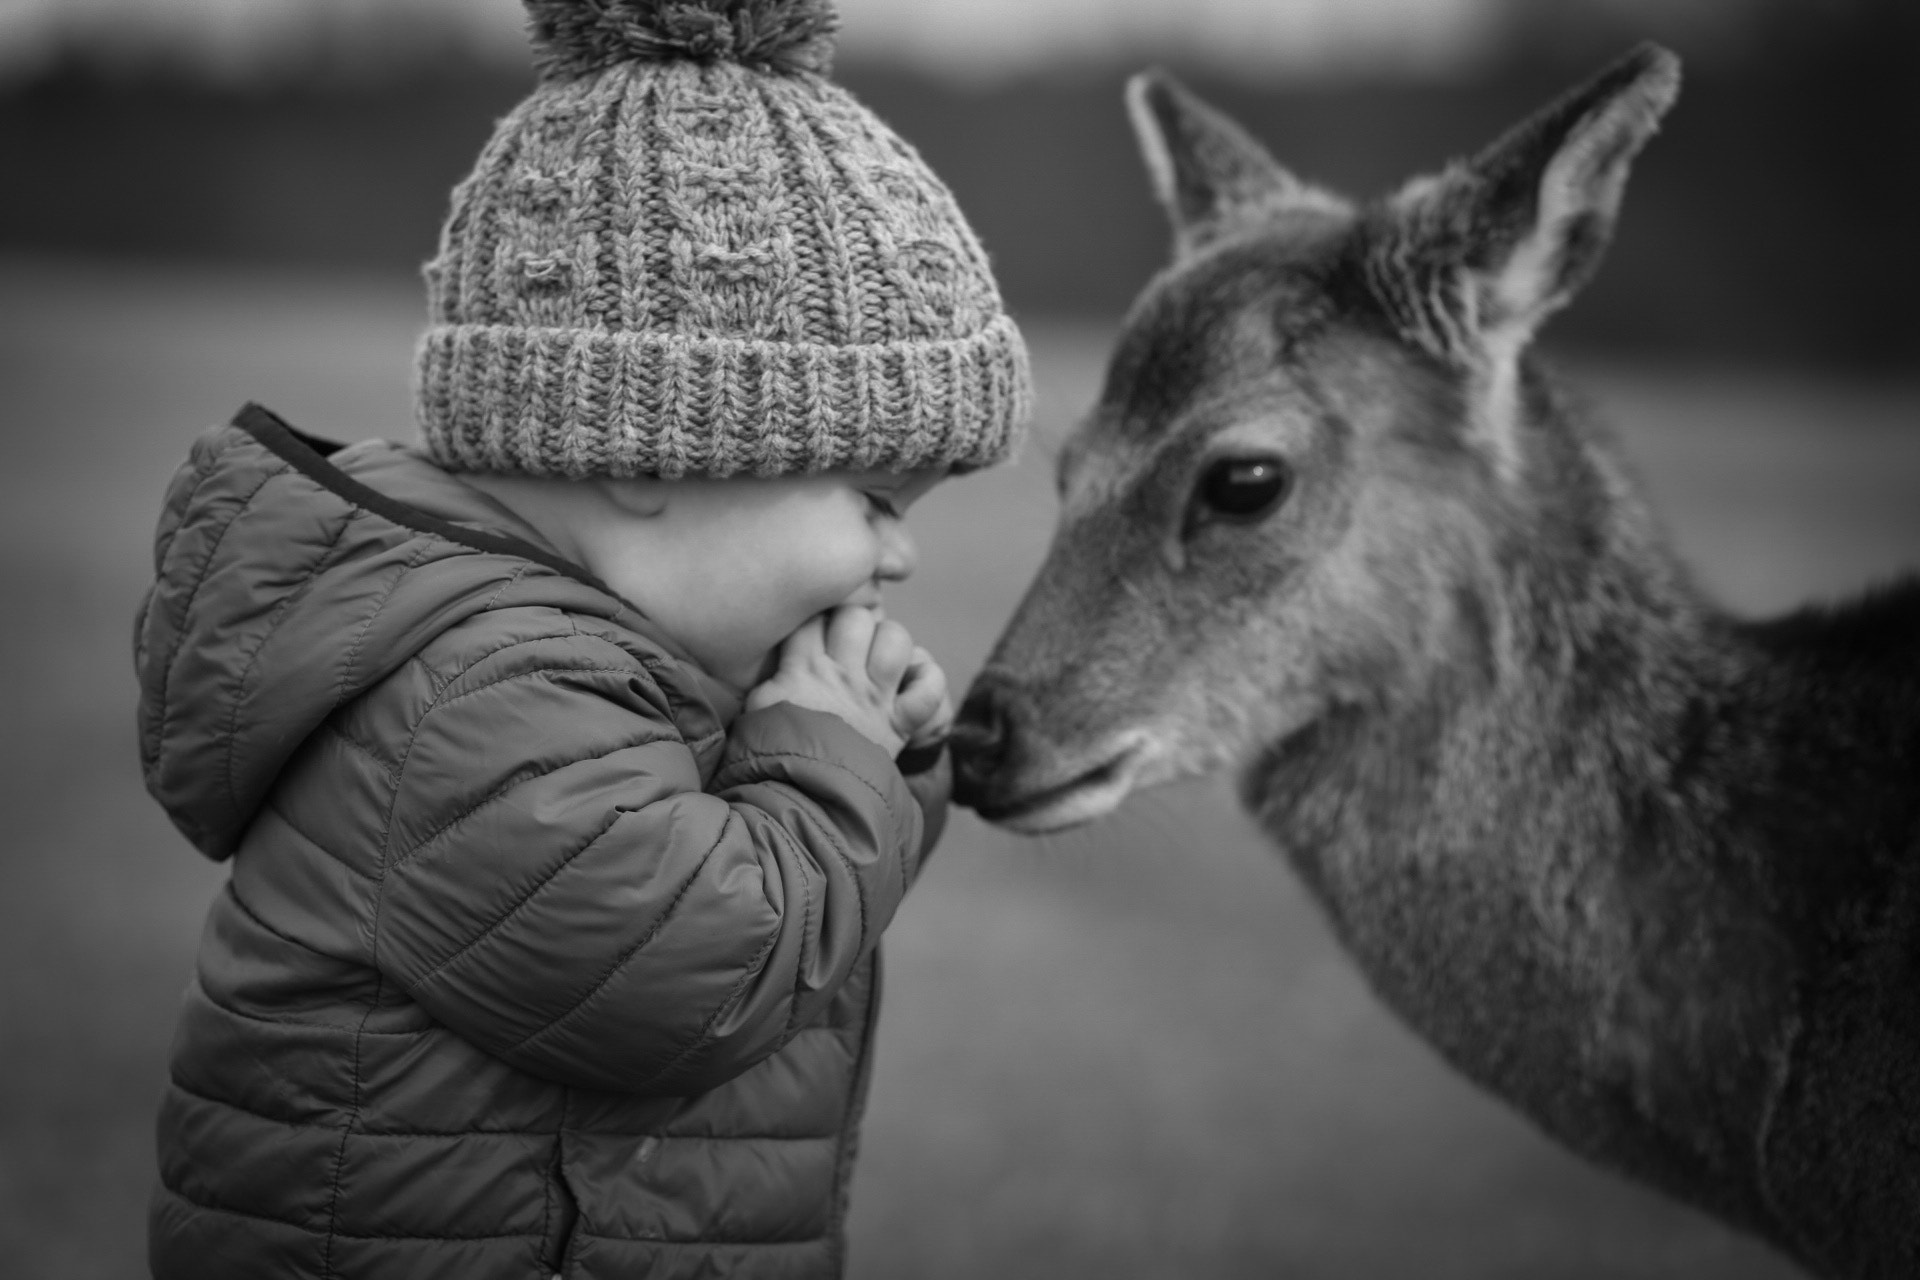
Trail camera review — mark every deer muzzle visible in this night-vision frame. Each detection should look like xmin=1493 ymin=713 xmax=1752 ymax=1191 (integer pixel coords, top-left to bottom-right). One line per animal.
xmin=951 ymin=673 xmax=1152 ymax=832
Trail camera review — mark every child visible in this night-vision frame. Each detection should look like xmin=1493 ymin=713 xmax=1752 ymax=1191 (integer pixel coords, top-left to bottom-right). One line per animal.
xmin=132 ymin=2 xmax=1030 ymax=1276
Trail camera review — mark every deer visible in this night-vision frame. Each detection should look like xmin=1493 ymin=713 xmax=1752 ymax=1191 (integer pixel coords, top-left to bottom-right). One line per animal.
xmin=946 ymin=43 xmax=1920 ymax=1280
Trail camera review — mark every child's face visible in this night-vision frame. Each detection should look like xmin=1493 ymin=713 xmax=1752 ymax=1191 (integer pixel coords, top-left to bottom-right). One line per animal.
xmin=594 ymin=468 xmax=944 ymax=692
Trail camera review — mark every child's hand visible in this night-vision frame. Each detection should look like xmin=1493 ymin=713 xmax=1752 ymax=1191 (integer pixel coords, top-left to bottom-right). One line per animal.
xmin=746 ymin=606 xmax=919 ymax=756
xmin=894 ymin=646 xmax=953 ymax=749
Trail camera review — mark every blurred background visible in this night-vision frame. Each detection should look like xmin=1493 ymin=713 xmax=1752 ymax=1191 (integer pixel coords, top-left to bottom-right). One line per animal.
xmin=1 ymin=0 xmax=1916 ymax=1276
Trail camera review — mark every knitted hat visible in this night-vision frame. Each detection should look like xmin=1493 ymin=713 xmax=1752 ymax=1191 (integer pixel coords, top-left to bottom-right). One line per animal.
xmin=414 ymin=0 xmax=1031 ymax=479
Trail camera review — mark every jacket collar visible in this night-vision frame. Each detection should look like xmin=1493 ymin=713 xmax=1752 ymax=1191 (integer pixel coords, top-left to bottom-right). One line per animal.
xmin=236 ymin=402 xmax=614 ymax=598
xmin=233 ymin=402 xmax=742 ymax=724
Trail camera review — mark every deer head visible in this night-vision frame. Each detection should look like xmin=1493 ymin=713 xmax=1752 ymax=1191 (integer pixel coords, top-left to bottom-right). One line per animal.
xmin=951 ymin=45 xmax=1681 ymax=832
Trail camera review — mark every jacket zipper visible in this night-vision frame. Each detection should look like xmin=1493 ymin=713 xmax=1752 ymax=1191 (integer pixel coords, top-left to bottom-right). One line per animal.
xmin=827 ymin=951 xmax=884 ymax=1273
xmin=546 ymin=1092 xmax=579 ymax=1276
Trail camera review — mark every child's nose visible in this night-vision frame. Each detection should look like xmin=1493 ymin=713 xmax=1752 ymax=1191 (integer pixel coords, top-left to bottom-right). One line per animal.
xmin=876 ymin=521 xmax=917 ymax=583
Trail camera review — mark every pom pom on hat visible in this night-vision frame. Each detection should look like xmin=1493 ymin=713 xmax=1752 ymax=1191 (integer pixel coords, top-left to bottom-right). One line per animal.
xmin=525 ymin=0 xmax=839 ymax=79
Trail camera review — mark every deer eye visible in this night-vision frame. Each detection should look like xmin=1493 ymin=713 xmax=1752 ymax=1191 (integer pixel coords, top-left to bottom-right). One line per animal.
xmin=1194 ymin=456 xmax=1291 ymax=523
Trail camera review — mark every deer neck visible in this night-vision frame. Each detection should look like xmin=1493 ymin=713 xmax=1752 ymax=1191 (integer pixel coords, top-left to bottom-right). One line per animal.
xmin=1240 ymin=382 xmax=1818 ymax=1232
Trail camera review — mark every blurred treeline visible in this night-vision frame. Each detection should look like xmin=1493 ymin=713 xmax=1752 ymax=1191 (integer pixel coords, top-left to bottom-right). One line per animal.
xmin=2 ymin=0 xmax=1914 ymax=371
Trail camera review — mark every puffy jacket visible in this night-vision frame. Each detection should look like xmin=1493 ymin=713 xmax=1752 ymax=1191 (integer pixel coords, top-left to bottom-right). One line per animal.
xmin=135 ymin=403 xmax=947 ymax=1279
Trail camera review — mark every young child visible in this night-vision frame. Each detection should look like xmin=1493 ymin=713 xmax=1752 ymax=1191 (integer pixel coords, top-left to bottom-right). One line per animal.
xmin=132 ymin=3 xmax=1029 ymax=1277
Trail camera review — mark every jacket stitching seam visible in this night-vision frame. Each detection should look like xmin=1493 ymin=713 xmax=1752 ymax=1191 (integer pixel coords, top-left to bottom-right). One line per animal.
xmin=547 ymin=1089 xmax=574 ymax=1274
xmin=373 ymin=639 xmax=572 ymax=989
xmin=388 ymin=729 xmax=674 ymax=871
xmin=347 ymin=616 xmax=438 ymax=1275
xmin=568 ymin=624 xmax=692 ymax=717
xmin=492 ymin=816 xmax=732 ymax=1061
xmin=572 ymin=1229 xmax=830 ymax=1247
xmin=784 ymin=852 xmax=817 ymax=1037
xmin=827 ymin=955 xmax=883 ymax=1274
xmin=164 ymin=1080 xmax=567 ymax=1139
xmin=388 ymin=714 xmax=669 ymax=854
xmin=539 ymin=1094 xmax=557 ymax=1273
xmin=477 ymin=559 xmax=534 ymax=614
xmin=156 ymin=1180 xmax=531 ymax=1242
xmin=264 ymin=799 xmax=376 ymax=882
xmin=188 ymin=990 xmax=422 ymax=1036
xmin=320 ymin=720 xmax=400 ymax=788
xmin=162 ymin=1177 xmax=833 ymax=1246
xmin=164 ymin=1078 xmax=838 ymax=1143
xmin=224 ymin=881 xmax=340 ymax=961
xmin=790 ymin=803 xmax=870 ymax=958
xmin=436 ymin=663 xmax=654 ymax=713
xmin=406 ymin=800 xmax=638 ymax=988
xmin=391 ymin=626 xmax=579 ymax=712
xmin=369 ymin=620 xmax=524 ymax=970
xmin=148 ymin=464 xmax=285 ymax=789
xmin=141 ymin=433 xmax=234 ymax=680
xmin=716 ymin=749 xmax=897 ymax=818
xmin=319 ymin=975 xmax=383 ymax=1278
xmin=377 ymin=650 xmax=698 ymax=1074
xmin=554 ymin=624 xmax=714 ymax=752
xmin=149 ymin=432 xmax=233 ymax=575
xmin=630 ymin=924 xmax=783 ymax=1093
xmin=221 ymin=505 xmax=365 ymax=822
xmin=414 ymin=653 xmax=455 ymax=698
xmin=150 ymin=429 xmax=247 ymax=636
xmin=333 ymin=541 xmax=437 ymax=711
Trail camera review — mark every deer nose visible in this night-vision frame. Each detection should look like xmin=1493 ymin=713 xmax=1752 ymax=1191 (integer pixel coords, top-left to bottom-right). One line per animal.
xmin=949 ymin=678 xmax=1018 ymax=808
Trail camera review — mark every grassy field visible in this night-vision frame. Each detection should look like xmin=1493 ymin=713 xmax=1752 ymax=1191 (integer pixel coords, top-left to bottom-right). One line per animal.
xmin=2 ymin=256 xmax=1917 ymax=1278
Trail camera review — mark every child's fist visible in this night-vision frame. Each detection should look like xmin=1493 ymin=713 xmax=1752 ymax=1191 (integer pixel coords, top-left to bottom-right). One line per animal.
xmin=894 ymin=646 xmax=952 ymax=749
xmin=746 ymin=606 xmax=918 ymax=755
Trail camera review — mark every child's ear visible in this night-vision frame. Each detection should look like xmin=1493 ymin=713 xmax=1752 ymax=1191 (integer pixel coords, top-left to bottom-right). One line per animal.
xmin=595 ymin=476 xmax=669 ymax=518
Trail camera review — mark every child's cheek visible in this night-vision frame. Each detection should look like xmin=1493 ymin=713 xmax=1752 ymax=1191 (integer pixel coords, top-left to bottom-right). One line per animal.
xmin=802 ymin=536 xmax=881 ymax=610
xmin=747 ymin=526 xmax=881 ymax=667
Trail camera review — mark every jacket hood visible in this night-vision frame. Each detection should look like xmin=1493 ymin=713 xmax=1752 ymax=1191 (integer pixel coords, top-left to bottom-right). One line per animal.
xmin=135 ymin=403 xmax=714 ymax=860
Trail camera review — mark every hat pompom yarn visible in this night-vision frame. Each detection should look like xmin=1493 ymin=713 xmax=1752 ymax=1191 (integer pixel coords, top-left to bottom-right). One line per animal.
xmin=524 ymin=0 xmax=839 ymax=79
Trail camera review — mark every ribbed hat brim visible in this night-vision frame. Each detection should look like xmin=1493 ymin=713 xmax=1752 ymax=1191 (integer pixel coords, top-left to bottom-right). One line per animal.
xmin=416 ymin=315 xmax=1030 ymax=479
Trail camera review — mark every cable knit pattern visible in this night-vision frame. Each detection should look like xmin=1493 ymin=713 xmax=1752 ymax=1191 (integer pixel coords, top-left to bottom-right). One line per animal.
xmin=415 ymin=15 xmax=1031 ymax=480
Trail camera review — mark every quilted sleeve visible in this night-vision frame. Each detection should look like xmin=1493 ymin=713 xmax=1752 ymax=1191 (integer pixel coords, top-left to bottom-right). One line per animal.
xmin=371 ymin=637 xmax=922 ymax=1096
xmin=902 ymin=748 xmax=950 ymax=872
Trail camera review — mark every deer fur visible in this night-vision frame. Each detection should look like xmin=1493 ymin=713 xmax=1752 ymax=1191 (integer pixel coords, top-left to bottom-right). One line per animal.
xmin=949 ymin=44 xmax=1920 ymax=1279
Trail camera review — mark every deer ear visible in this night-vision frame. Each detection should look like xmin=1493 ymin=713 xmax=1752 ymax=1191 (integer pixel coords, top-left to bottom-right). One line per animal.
xmin=1380 ymin=44 xmax=1680 ymax=358
xmin=1126 ymin=70 xmax=1322 ymax=257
